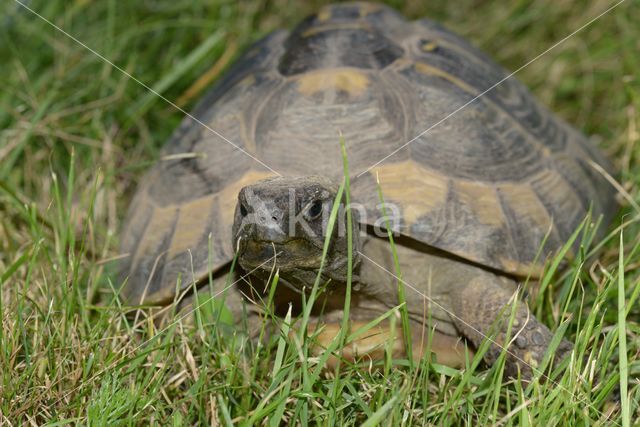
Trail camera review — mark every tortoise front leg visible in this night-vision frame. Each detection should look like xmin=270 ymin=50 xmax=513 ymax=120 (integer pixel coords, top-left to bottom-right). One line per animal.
xmin=451 ymin=275 xmax=573 ymax=379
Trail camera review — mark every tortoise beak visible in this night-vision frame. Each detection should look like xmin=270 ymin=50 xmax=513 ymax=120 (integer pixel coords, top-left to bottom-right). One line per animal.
xmin=237 ymin=239 xmax=278 ymax=267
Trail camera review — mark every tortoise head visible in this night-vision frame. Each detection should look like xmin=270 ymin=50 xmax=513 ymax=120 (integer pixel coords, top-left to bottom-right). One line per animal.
xmin=232 ymin=176 xmax=360 ymax=287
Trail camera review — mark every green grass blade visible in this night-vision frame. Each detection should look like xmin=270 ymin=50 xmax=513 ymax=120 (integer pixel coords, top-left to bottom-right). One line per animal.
xmin=272 ymin=303 xmax=292 ymax=379
xmin=361 ymin=395 xmax=397 ymax=427
xmin=331 ymin=135 xmax=354 ymax=392
xmin=375 ymin=176 xmax=413 ymax=367
xmin=617 ymin=232 xmax=630 ymax=427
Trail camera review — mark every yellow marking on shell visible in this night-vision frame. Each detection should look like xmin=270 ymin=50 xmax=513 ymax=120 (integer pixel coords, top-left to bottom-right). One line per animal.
xmin=317 ymin=7 xmax=332 ymax=22
xmin=238 ymin=74 xmax=256 ymax=87
xmin=454 ymin=180 xmax=504 ymax=227
xmin=498 ymin=182 xmax=552 ymax=231
xmin=295 ymin=68 xmax=370 ymax=97
xmin=495 ymin=181 xmax=555 ymax=277
xmin=421 ymin=41 xmax=439 ymax=52
xmin=132 ymin=204 xmax=178 ymax=267
xmin=238 ymin=114 xmax=255 ymax=156
xmin=306 ymin=322 xmax=402 ymax=367
xmin=166 ymin=196 xmax=215 ymax=261
xmin=146 ymin=170 xmax=274 ymax=269
xmin=218 ymin=169 xmax=276 ymax=228
xmin=421 ymin=37 xmax=490 ymax=71
xmin=373 ymin=161 xmax=449 ymax=226
xmin=358 ymin=2 xmax=383 ymax=17
xmin=498 ymin=258 xmax=545 ymax=279
xmin=121 ymin=189 xmax=152 ymax=254
xmin=305 ymin=321 xmax=472 ymax=370
xmin=302 ymin=22 xmax=372 ymax=37
xmin=414 ymin=62 xmax=477 ymax=94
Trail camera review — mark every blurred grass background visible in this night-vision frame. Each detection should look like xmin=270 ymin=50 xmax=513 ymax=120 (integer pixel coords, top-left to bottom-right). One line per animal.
xmin=0 ymin=0 xmax=638 ymax=424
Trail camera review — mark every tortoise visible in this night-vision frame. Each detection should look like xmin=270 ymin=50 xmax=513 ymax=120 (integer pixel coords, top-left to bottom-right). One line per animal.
xmin=120 ymin=2 xmax=617 ymax=377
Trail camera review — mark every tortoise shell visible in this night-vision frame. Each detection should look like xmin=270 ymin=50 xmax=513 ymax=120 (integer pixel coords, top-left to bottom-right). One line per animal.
xmin=120 ymin=2 xmax=616 ymax=304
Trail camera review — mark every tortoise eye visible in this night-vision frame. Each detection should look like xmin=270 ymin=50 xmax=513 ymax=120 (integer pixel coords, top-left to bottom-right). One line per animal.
xmin=305 ymin=200 xmax=323 ymax=220
xmin=240 ymin=203 xmax=248 ymax=217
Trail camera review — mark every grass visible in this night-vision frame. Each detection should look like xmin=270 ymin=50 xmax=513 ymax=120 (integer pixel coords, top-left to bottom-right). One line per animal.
xmin=1 ymin=0 xmax=639 ymax=424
